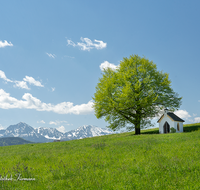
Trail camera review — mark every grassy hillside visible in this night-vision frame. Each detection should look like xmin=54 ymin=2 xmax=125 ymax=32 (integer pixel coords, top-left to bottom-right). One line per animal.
xmin=0 ymin=125 xmax=200 ymax=189
xmin=183 ymin=123 xmax=200 ymax=132
xmin=0 ymin=137 xmax=34 ymax=146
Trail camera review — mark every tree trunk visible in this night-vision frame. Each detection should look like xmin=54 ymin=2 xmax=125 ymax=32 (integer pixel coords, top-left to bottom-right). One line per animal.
xmin=135 ymin=127 xmax=140 ymax=135
xmin=135 ymin=120 xmax=141 ymax=135
xmin=134 ymin=112 xmax=141 ymax=135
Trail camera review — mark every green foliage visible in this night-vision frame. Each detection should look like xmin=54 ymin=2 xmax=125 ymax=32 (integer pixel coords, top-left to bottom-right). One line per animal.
xmin=93 ymin=55 xmax=182 ymax=134
xmin=1 ymin=129 xmax=200 ymax=189
xmin=183 ymin=123 xmax=200 ymax=132
xmin=170 ymin=127 xmax=176 ymax=133
xmin=141 ymin=128 xmax=159 ymax=134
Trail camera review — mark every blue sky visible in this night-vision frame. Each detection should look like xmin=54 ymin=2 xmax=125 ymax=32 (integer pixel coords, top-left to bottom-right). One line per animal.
xmin=0 ymin=0 xmax=200 ymax=132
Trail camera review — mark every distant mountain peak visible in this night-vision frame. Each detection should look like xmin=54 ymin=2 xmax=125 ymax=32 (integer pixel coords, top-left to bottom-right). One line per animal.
xmin=0 ymin=123 xmax=114 ymax=143
xmin=19 ymin=122 xmax=26 ymax=124
xmin=61 ymin=125 xmax=114 ymax=141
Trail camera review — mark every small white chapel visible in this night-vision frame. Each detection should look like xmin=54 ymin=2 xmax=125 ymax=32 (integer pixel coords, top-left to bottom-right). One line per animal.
xmin=157 ymin=108 xmax=185 ymax=134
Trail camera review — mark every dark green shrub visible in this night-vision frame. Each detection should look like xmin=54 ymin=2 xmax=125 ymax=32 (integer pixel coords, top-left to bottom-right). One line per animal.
xmin=170 ymin=127 xmax=176 ymax=133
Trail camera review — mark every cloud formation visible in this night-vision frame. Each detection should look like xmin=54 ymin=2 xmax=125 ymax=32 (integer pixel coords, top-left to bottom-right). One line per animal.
xmin=23 ymin=76 xmax=44 ymax=87
xmin=46 ymin=53 xmax=56 ymax=58
xmin=0 ymin=89 xmax=94 ymax=115
xmin=0 ymin=124 xmax=5 ymax=130
xmin=49 ymin=120 xmax=68 ymax=125
xmin=14 ymin=81 xmax=30 ymax=90
xmin=194 ymin=117 xmax=200 ymax=123
xmin=0 ymin=70 xmax=12 ymax=82
xmin=100 ymin=61 xmax=118 ymax=71
xmin=37 ymin=120 xmax=45 ymax=124
xmin=67 ymin=37 xmax=107 ymax=51
xmin=0 ymin=40 xmax=13 ymax=48
xmin=56 ymin=126 xmax=66 ymax=133
xmin=0 ymin=70 xmax=44 ymax=89
xmin=49 ymin=121 xmax=57 ymax=125
xmin=174 ymin=110 xmax=191 ymax=119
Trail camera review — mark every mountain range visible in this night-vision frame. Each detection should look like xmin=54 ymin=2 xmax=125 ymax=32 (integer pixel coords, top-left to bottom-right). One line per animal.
xmin=0 ymin=122 xmax=114 ymax=143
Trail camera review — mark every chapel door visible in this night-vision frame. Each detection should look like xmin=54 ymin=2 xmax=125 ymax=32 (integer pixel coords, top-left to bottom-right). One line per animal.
xmin=163 ymin=122 xmax=170 ymax=133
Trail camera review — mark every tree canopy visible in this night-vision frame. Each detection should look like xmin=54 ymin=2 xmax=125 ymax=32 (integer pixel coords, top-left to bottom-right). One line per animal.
xmin=93 ymin=55 xmax=182 ymax=134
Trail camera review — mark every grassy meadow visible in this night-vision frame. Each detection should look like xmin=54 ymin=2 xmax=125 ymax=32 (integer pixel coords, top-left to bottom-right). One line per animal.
xmin=0 ymin=124 xmax=200 ymax=189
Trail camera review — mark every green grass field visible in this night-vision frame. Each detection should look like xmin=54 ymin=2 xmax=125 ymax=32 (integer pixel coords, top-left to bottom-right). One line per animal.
xmin=0 ymin=123 xmax=200 ymax=189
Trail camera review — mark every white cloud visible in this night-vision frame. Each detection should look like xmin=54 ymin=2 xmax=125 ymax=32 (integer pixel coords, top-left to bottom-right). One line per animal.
xmin=67 ymin=37 xmax=107 ymax=51
xmin=14 ymin=81 xmax=30 ymax=90
xmin=46 ymin=53 xmax=56 ymax=58
xmin=0 ymin=124 xmax=5 ymax=130
xmin=69 ymin=100 xmax=94 ymax=115
xmin=0 ymin=70 xmax=12 ymax=82
xmin=0 ymin=89 xmax=94 ymax=115
xmin=174 ymin=110 xmax=191 ymax=119
xmin=67 ymin=40 xmax=76 ymax=47
xmin=23 ymin=76 xmax=44 ymax=87
xmin=0 ymin=70 xmax=44 ymax=89
xmin=37 ymin=120 xmax=45 ymax=124
xmin=49 ymin=120 xmax=68 ymax=126
xmin=0 ymin=40 xmax=13 ymax=48
xmin=194 ymin=117 xmax=200 ymax=123
xmin=57 ymin=126 xmax=66 ymax=133
xmin=100 ymin=61 xmax=118 ymax=71
xmin=51 ymin=87 xmax=55 ymax=92
xmin=49 ymin=121 xmax=57 ymax=125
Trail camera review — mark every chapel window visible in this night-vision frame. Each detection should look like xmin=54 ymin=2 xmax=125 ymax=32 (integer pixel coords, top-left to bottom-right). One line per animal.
xmin=177 ymin=123 xmax=180 ymax=131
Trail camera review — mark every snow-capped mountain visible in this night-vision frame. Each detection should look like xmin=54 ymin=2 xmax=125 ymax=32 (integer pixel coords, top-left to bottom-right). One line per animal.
xmin=61 ymin=125 xmax=114 ymax=141
xmin=0 ymin=129 xmax=6 ymax=138
xmin=3 ymin=122 xmax=50 ymax=143
xmin=35 ymin=127 xmax=63 ymax=140
xmin=0 ymin=122 xmax=114 ymax=143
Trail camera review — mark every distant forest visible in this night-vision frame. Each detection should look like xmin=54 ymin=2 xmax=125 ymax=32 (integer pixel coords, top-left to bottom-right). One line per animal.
xmin=0 ymin=137 xmax=34 ymax=146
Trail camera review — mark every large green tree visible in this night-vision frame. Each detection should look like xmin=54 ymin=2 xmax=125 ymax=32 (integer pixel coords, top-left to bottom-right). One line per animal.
xmin=93 ymin=55 xmax=182 ymax=134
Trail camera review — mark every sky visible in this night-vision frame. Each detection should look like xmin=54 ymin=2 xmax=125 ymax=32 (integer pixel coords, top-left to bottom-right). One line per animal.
xmin=0 ymin=0 xmax=200 ymax=133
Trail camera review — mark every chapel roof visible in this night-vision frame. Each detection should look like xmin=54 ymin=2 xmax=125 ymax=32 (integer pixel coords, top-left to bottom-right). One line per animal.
xmin=157 ymin=112 xmax=185 ymax=123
